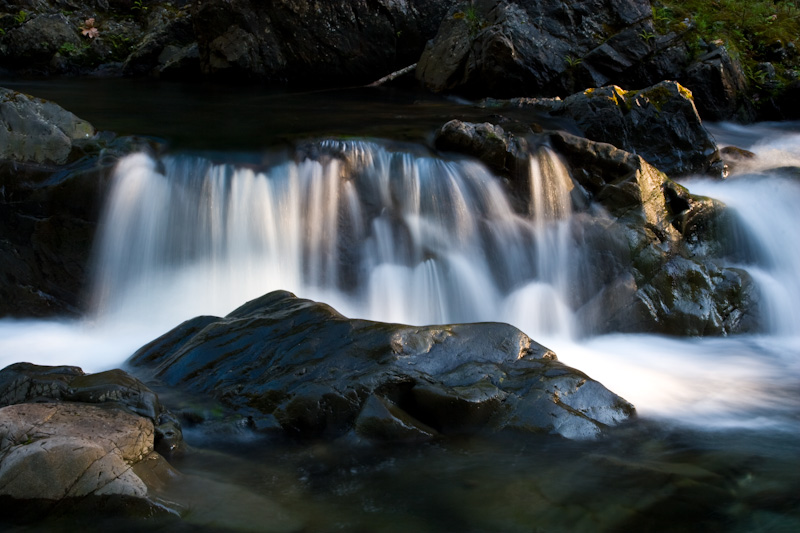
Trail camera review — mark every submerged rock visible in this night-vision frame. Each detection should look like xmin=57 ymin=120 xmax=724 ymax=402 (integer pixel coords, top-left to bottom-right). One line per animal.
xmin=129 ymin=290 xmax=635 ymax=441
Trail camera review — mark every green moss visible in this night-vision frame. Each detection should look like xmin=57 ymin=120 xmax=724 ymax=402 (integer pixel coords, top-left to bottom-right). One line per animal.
xmin=655 ymin=0 xmax=800 ymax=92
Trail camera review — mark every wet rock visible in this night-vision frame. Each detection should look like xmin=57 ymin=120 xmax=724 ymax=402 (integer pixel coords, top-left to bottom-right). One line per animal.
xmin=514 ymin=81 xmax=722 ymax=178
xmin=0 ymin=88 xmax=159 ymax=317
xmin=548 ymin=131 xmax=759 ymax=335
xmin=129 ymin=290 xmax=635 ymax=441
xmin=434 ymin=119 xmax=528 ymax=179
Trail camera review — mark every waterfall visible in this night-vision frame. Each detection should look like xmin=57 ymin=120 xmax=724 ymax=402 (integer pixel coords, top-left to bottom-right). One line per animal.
xmin=90 ymin=141 xmax=579 ymax=338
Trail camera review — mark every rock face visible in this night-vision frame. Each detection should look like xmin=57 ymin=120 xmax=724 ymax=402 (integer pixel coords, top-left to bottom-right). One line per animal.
xmin=416 ymin=0 xmax=682 ymax=97
xmin=511 ymin=81 xmax=722 ymax=178
xmin=190 ymin=0 xmax=455 ymax=83
xmin=0 ymin=0 xmax=456 ymax=83
xmin=129 ymin=290 xmax=635 ymax=441
xmin=0 ymin=363 xmax=182 ymax=518
xmin=0 ymin=403 xmax=158 ymax=500
xmin=680 ymin=44 xmax=755 ymax=122
xmin=0 ymin=88 xmax=155 ymax=317
xmin=548 ymin=131 xmax=758 ymax=335
xmin=433 ymin=116 xmax=758 ymax=336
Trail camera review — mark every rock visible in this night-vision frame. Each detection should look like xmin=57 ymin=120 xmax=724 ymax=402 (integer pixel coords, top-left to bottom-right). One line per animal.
xmin=514 ymin=81 xmax=722 ymax=178
xmin=129 ymin=290 xmax=635 ymax=441
xmin=0 ymin=402 xmax=179 ymax=517
xmin=681 ymin=45 xmax=754 ymax=122
xmin=191 ymin=0 xmax=457 ymax=84
xmin=122 ymin=6 xmax=197 ymax=77
xmin=416 ymin=0 xmax=685 ymax=97
xmin=0 ymin=87 xmax=95 ymax=165
xmin=547 ymin=131 xmax=759 ymax=335
xmin=0 ymin=362 xmax=184 ymax=456
xmin=0 ymin=88 xmax=159 ymax=317
xmin=424 ymin=115 xmax=757 ymax=335
xmin=434 ymin=119 xmax=528 ymax=179
xmin=0 ymin=13 xmax=82 ymax=71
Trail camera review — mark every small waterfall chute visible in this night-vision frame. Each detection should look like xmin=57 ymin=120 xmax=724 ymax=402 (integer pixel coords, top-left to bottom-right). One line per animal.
xmin=90 ymin=140 xmax=587 ymax=337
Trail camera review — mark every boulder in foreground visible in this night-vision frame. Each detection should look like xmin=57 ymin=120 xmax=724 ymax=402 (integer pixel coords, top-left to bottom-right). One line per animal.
xmin=130 ymin=290 xmax=635 ymax=441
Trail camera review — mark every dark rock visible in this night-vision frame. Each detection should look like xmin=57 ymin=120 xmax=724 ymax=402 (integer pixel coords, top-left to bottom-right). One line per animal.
xmin=191 ymin=0 xmax=457 ymax=84
xmin=0 ymin=13 xmax=81 ymax=71
xmin=0 ymin=88 xmax=159 ymax=317
xmin=416 ymin=0 xmax=689 ymax=98
xmin=434 ymin=119 xmax=528 ymax=179
xmin=547 ymin=131 xmax=759 ymax=335
xmin=681 ymin=46 xmax=755 ymax=122
xmin=122 ymin=6 xmax=197 ymax=77
xmin=514 ymin=81 xmax=722 ymax=178
xmin=129 ymin=290 xmax=635 ymax=441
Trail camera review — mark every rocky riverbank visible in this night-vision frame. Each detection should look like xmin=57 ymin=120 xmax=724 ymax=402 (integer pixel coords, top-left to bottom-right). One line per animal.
xmin=1 ymin=0 xmax=798 ymax=120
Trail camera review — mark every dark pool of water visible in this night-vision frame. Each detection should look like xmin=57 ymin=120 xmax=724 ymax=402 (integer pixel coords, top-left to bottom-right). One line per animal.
xmin=0 ymin=77 xmax=573 ymax=152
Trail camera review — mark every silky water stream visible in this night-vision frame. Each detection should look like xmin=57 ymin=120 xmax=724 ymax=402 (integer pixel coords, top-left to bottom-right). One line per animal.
xmin=2 ymin=120 xmax=800 ymax=531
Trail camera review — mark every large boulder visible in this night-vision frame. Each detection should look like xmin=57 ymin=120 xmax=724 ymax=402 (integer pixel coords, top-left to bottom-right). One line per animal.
xmin=416 ymin=0 xmax=687 ymax=98
xmin=0 ymin=87 xmax=95 ymax=165
xmin=0 ymin=362 xmax=183 ymax=455
xmin=511 ymin=81 xmax=722 ymax=178
xmin=0 ymin=403 xmax=167 ymax=503
xmin=0 ymin=362 xmax=183 ymax=519
xmin=129 ymin=290 xmax=635 ymax=441
xmin=680 ymin=44 xmax=755 ymax=122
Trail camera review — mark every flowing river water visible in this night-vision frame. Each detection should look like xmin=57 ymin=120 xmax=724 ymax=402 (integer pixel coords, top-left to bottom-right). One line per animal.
xmin=1 ymin=81 xmax=799 ymax=531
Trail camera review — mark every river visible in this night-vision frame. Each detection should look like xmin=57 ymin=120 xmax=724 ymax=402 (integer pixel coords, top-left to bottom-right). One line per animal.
xmin=1 ymin=80 xmax=798 ymax=532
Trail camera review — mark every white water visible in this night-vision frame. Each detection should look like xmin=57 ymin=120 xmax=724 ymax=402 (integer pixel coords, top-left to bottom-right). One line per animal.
xmin=2 ymin=127 xmax=800 ymax=432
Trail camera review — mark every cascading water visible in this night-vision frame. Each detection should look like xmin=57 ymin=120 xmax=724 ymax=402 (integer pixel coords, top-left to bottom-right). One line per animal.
xmin=91 ymin=141 xmax=579 ymax=339
xmin=2 ymin=124 xmax=800 ymax=432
